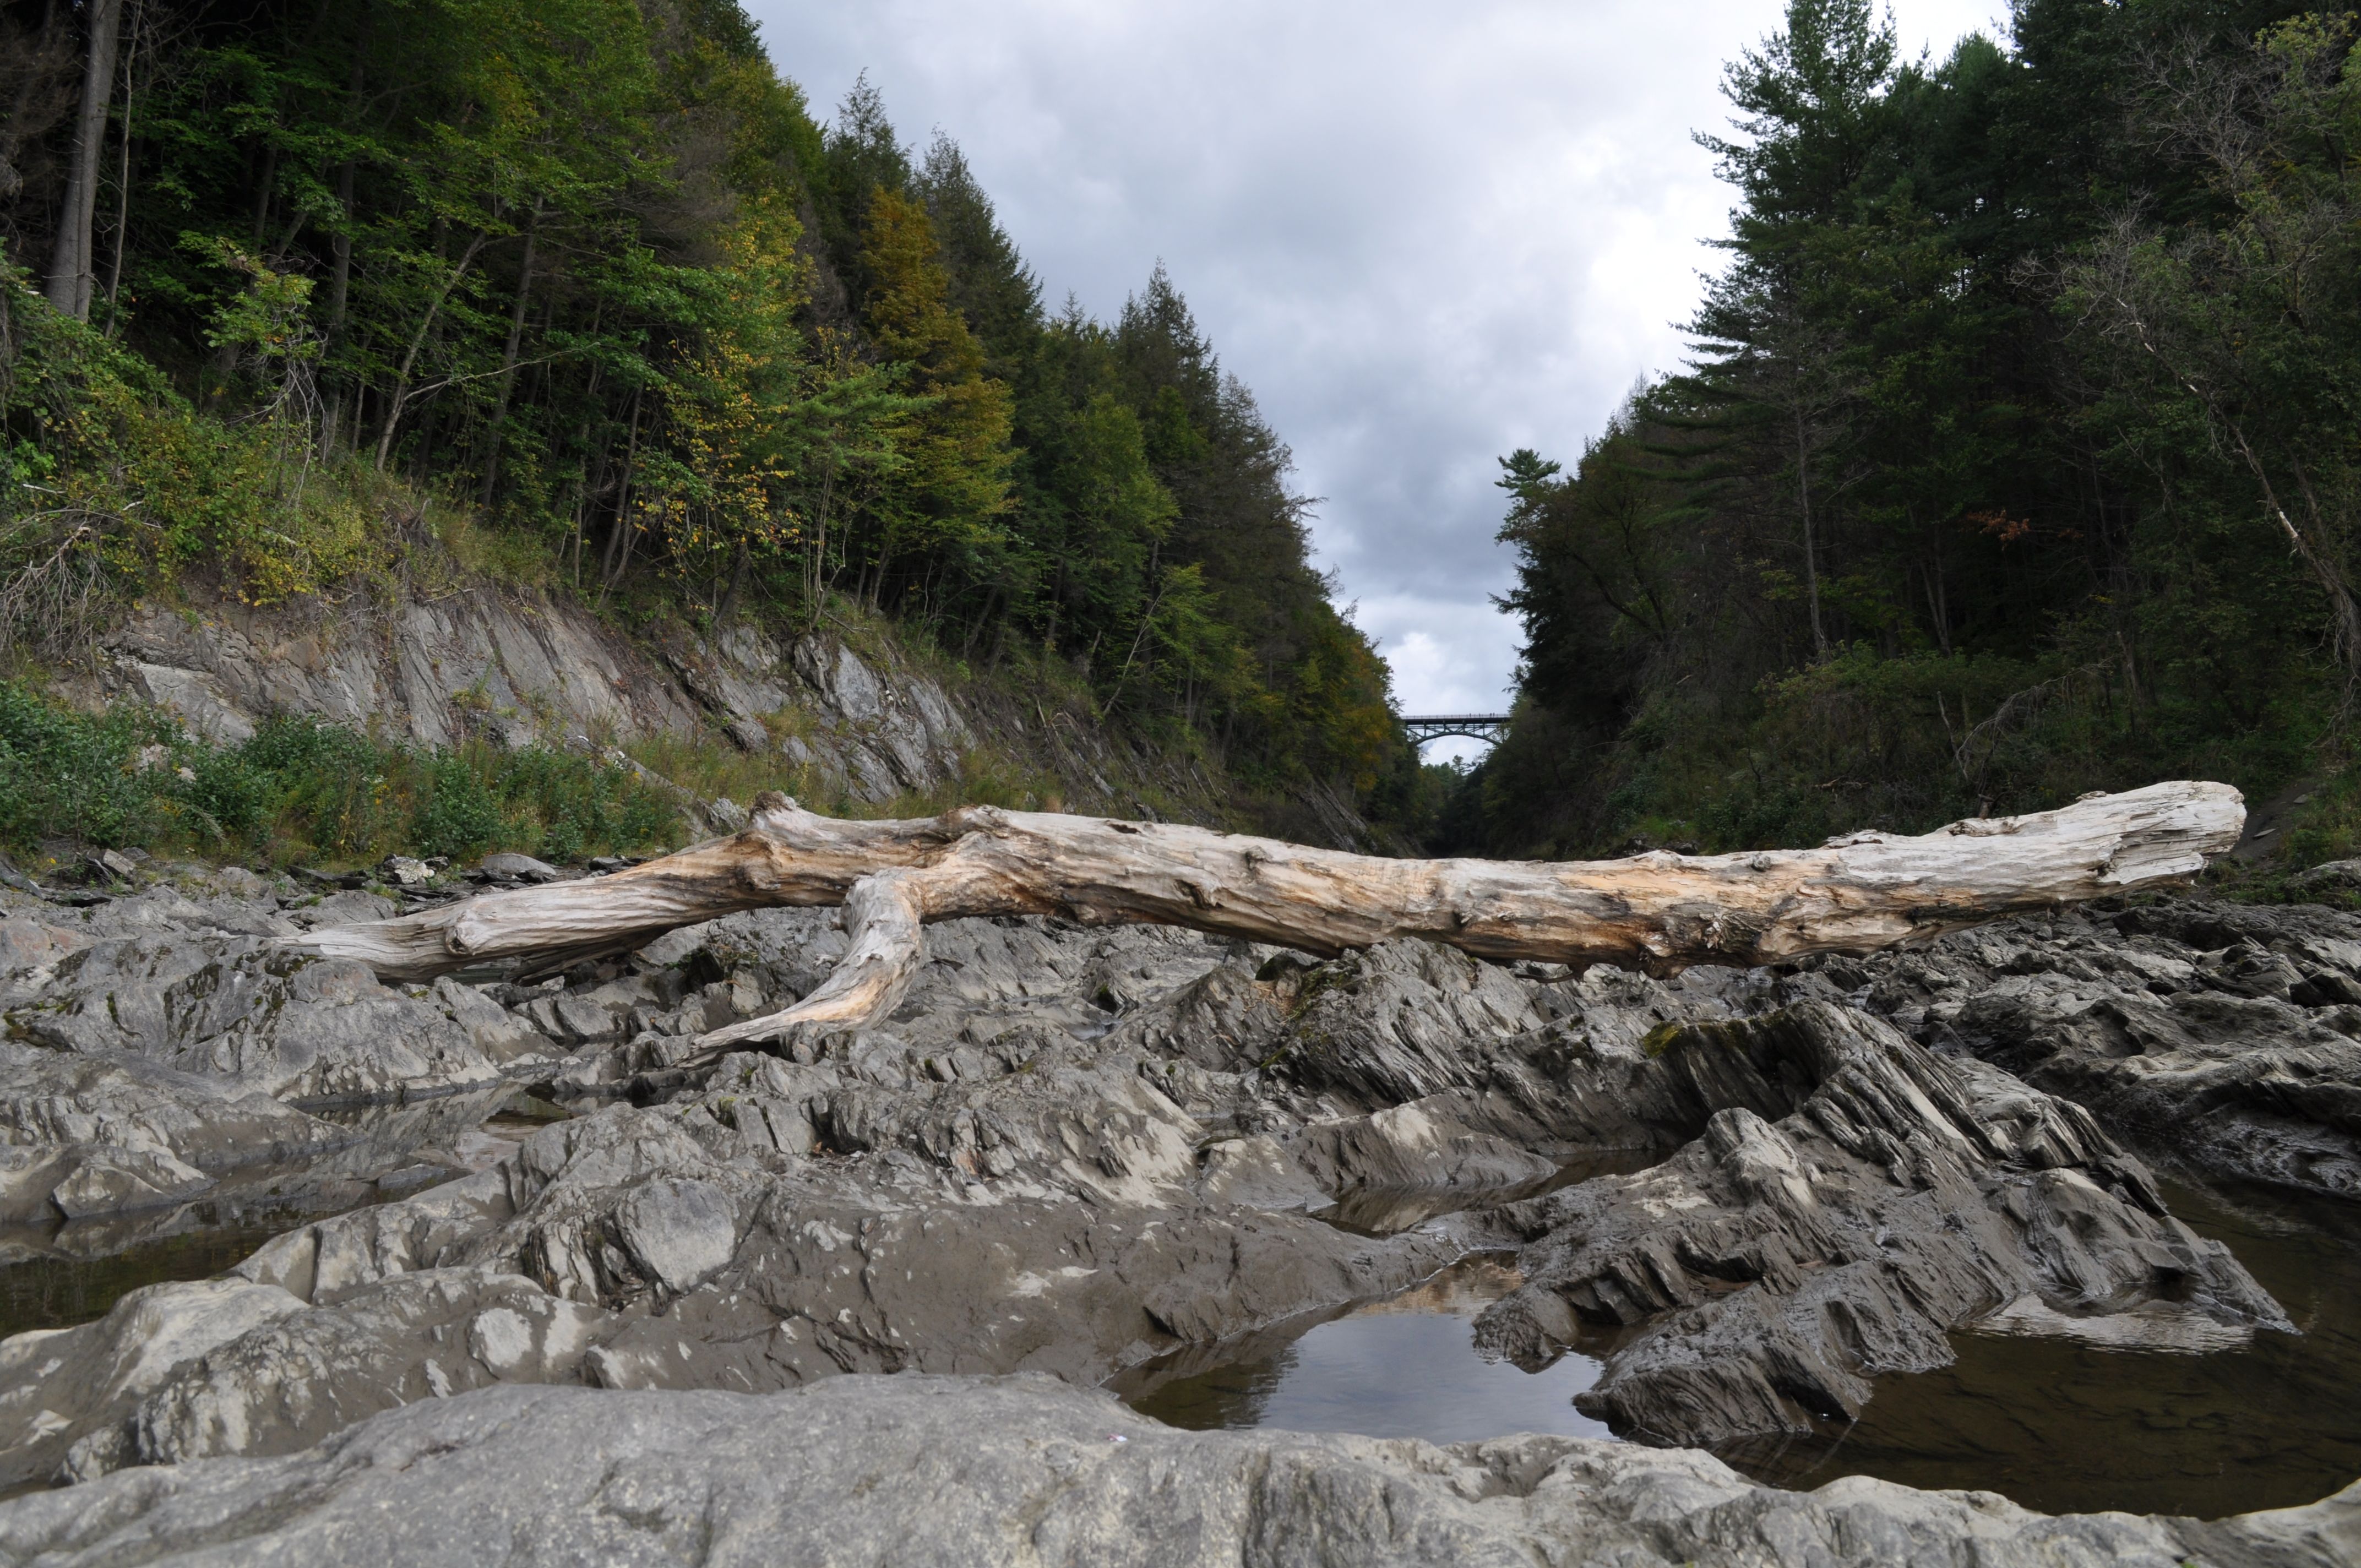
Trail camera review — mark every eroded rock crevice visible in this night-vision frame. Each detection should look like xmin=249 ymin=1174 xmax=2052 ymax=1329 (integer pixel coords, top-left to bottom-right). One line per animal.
xmin=0 ymin=870 xmax=2357 ymax=1561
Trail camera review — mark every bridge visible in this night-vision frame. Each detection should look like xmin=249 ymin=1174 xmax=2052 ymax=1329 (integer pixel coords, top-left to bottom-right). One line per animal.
xmin=1402 ymin=714 xmax=1512 ymax=747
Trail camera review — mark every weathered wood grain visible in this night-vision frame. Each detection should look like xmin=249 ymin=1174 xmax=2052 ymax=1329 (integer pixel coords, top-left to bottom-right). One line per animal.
xmin=295 ymin=780 xmax=2243 ymax=1052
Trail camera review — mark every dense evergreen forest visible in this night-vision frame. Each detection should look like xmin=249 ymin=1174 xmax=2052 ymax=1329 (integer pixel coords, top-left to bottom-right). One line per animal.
xmin=0 ymin=0 xmax=1414 ymax=831
xmin=1444 ymin=0 xmax=2361 ymax=864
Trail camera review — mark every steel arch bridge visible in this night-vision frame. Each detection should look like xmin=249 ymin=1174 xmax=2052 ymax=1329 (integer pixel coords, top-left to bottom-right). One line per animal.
xmin=1402 ymin=714 xmax=1511 ymax=747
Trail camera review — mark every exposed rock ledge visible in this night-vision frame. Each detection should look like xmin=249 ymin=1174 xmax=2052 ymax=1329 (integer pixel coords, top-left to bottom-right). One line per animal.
xmin=69 ymin=581 xmax=1224 ymax=823
xmin=1 ymin=878 xmax=2355 ymax=1543
xmin=0 ymin=1375 xmax=2350 ymax=1568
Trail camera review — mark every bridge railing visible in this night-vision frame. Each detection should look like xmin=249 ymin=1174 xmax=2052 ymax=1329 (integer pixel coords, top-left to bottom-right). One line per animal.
xmin=1402 ymin=714 xmax=1513 ymax=745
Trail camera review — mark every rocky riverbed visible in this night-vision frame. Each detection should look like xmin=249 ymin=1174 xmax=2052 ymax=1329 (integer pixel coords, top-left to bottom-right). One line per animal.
xmin=0 ymin=859 xmax=2356 ymax=1564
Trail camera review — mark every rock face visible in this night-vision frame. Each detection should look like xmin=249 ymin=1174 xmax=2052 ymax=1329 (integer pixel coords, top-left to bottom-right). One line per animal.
xmin=1853 ymin=900 xmax=2361 ymax=1200
xmin=0 ymin=1043 xmax=335 ymax=1224
xmin=0 ymin=885 xmax=535 ymax=1101
xmin=0 ymin=874 xmax=2347 ymax=1543
xmin=96 ymin=586 xmax=703 ymax=748
xmin=0 ymin=1375 xmax=2353 ymax=1568
xmin=0 ymin=897 xmax=2295 ymax=1485
xmin=80 ymin=582 xmax=1172 ymax=816
xmin=0 ymin=872 xmax=588 ymax=1242
xmin=1472 ymin=1002 xmax=2283 ymax=1444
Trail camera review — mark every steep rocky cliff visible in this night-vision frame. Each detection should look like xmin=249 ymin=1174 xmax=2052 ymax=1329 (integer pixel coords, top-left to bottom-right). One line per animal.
xmin=52 ymin=578 xmax=1374 ymax=843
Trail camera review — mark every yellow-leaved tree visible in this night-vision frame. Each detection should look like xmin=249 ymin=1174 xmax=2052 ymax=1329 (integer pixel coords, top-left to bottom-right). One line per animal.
xmin=848 ymin=188 xmax=1015 ymax=611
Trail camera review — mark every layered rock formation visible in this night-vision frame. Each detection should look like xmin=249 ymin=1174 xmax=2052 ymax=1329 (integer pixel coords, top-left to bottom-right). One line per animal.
xmin=0 ymin=1375 xmax=2352 ymax=1567
xmin=73 ymin=582 xmax=1213 ymax=821
xmin=0 ymin=870 xmax=2353 ymax=1555
xmin=1853 ymin=900 xmax=2361 ymax=1199
xmin=1473 ymin=1003 xmax=2281 ymax=1443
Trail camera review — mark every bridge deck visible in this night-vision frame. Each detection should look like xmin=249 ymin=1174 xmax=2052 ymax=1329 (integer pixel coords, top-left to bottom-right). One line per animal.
xmin=1402 ymin=713 xmax=1513 ymax=745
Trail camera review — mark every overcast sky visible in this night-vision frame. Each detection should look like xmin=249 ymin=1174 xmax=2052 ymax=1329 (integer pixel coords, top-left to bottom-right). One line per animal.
xmin=746 ymin=0 xmax=2011 ymax=761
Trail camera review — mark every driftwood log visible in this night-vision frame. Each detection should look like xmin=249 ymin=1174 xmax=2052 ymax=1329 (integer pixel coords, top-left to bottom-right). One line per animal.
xmin=294 ymin=781 xmax=2245 ymax=1058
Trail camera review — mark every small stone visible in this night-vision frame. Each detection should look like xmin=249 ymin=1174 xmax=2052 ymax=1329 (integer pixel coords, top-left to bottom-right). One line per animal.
xmin=381 ymin=856 xmax=433 ymax=886
xmin=466 ymin=1308 xmax=535 ymax=1375
xmin=706 ymin=797 xmax=749 ymax=833
xmin=555 ymin=994 xmax=620 ymax=1043
xmin=2290 ymin=858 xmax=2361 ymax=896
xmin=614 ymin=1177 xmax=738 ymax=1294
xmin=634 ymin=923 xmax=710 ymax=968
xmin=479 ymin=852 xmax=561 ymax=883
xmin=725 ymin=718 xmax=770 ymax=752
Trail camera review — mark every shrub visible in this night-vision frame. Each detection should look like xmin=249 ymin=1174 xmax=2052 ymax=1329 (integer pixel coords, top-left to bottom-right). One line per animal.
xmin=0 ymin=683 xmax=686 ymax=867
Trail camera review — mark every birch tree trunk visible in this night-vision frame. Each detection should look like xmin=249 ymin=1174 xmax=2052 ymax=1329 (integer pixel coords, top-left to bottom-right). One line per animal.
xmin=297 ymin=781 xmax=2243 ymax=1055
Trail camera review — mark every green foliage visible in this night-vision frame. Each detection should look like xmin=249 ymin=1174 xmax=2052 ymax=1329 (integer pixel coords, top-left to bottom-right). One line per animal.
xmin=0 ymin=680 xmax=178 ymax=850
xmin=0 ymin=268 xmax=384 ymax=632
xmin=3 ymin=0 xmax=1415 ymax=836
xmin=1457 ymin=0 xmax=2351 ymax=860
xmin=0 ymin=683 xmax=682 ymax=866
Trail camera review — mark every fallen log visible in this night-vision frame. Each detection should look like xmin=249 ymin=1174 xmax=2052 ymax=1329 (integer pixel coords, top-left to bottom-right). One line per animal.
xmin=295 ymin=780 xmax=2243 ymax=1057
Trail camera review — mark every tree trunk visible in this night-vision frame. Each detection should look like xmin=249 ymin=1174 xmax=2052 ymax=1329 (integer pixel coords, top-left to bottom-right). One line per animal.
xmin=477 ymin=203 xmax=541 ymax=505
xmin=324 ymin=15 xmax=366 ymax=351
xmin=1794 ymin=401 xmax=1825 ymax=656
xmin=99 ymin=0 xmax=138 ymax=332
xmin=45 ymin=0 xmax=123 ymax=321
xmin=373 ymin=230 xmax=486 ymax=471
xmin=296 ymin=781 xmax=2243 ymax=1058
xmin=325 ymin=157 xmax=355 ymax=344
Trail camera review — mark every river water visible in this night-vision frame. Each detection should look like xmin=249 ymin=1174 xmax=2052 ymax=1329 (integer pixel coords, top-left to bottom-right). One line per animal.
xmin=0 ymin=1088 xmax=569 ymax=1342
xmin=3 ymin=1100 xmax=2353 ymax=1521
xmin=1119 ymin=1175 xmax=2361 ymax=1520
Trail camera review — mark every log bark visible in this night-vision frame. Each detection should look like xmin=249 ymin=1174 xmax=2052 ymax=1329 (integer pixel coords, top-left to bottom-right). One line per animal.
xmin=295 ymin=781 xmax=2243 ymax=1056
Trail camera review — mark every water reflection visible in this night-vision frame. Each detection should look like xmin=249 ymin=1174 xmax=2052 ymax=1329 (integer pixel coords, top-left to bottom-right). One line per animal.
xmin=1714 ymin=1176 xmax=2361 ymax=1519
xmin=0 ymin=1086 xmax=571 ymax=1342
xmin=1125 ymin=1174 xmax=2361 ymax=1521
xmin=0 ymin=1200 xmax=351 ymax=1341
xmin=1118 ymin=1255 xmax=1615 ymax=1445
xmin=1313 ymin=1147 xmax=1663 ymax=1238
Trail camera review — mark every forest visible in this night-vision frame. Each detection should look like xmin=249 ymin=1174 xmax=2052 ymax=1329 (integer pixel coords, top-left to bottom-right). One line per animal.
xmin=0 ymin=0 xmax=1416 ymax=843
xmin=1443 ymin=0 xmax=2361 ymax=865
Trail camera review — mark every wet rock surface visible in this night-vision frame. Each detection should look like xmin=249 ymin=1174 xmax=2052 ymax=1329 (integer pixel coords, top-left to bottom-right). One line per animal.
xmin=1 ymin=877 xmax=563 ymax=1228
xmin=0 ymin=874 xmax=2353 ymax=1548
xmin=1 ymin=1375 xmax=2353 ymax=1567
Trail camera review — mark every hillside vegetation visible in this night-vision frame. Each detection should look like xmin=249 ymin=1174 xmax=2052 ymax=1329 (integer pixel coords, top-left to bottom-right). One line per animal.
xmin=1444 ymin=0 xmax=2361 ymax=872
xmin=0 ymin=0 xmax=1419 ymax=854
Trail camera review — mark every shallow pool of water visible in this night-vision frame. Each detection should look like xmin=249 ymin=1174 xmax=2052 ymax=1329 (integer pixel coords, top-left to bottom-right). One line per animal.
xmin=0 ymin=1199 xmax=348 ymax=1342
xmin=1116 ymin=1257 xmax=1614 ymax=1445
xmin=1716 ymin=1175 xmax=2361 ymax=1519
xmin=0 ymin=1088 xmax=571 ymax=1342
xmin=1120 ymin=1175 xmax=2361 ymax=1520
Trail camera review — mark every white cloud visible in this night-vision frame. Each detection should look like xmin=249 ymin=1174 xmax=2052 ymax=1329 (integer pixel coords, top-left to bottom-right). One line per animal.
xmin=746 ymin=0 xmax=2010 ymax=742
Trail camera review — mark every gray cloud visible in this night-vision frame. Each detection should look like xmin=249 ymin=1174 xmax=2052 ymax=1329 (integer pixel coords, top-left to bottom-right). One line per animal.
xmin=747 ymin=0 xmax=2007 ymax=761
